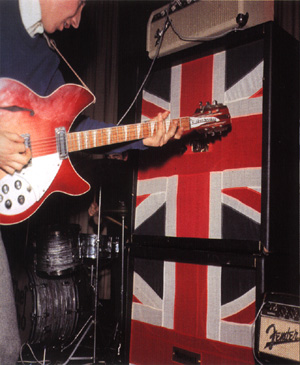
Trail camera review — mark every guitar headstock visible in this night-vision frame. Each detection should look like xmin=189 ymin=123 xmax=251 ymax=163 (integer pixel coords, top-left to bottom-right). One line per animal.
xmin=190 ymin=101 xmax=231 ymax=136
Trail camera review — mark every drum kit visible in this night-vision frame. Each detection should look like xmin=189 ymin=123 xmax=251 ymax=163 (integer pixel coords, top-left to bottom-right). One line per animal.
xmin=14 ymin=194 xmax=125 ymax=363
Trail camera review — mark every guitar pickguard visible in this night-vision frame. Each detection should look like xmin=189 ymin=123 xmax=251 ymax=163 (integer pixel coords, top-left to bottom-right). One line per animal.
xmin=0 ymin=153 xmax=62 ymax=216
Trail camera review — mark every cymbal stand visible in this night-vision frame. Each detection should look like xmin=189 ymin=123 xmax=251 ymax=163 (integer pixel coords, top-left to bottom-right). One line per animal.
xmin=115 ymin=202 xmax=127 ymax=361
xmin=61 ymin=188 xmax=102 ymax=364
xmin=93 ymin=187 xmax=102 ymax=362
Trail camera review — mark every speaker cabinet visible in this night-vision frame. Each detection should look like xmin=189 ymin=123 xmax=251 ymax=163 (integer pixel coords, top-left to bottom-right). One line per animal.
xmin=147 ymin=0 xmax=274 ymax=58
xmin=133 ymin=22 xmax=299 ymax=291
xmin=127 ymin=254 xmax=258 ymax=365
xmin=127 ymin=21 xmax=299 ymax=365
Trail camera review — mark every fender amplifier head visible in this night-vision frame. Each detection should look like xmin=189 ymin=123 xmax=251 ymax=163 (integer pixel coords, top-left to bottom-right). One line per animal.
xmin=256 ymin=293 xmax=300 ymax=364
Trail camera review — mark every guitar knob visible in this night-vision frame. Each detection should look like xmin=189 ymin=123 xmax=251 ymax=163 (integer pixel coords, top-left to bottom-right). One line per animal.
xmin=2 ymin=184 xmax=9 ymax=194
xmin=5 ymin=200 xmax=12 ymax=209
xmin=18 ymin=195 xmax=25 ymax=205
xmin=14 ymin=180 xmax=22 ymax=190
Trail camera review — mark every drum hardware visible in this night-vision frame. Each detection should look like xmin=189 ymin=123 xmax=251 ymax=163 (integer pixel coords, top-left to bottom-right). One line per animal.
xmin=105 ymin=200 xmax=127 ymax=360
xmin=61 ymin=188 xmax=103 ymax=364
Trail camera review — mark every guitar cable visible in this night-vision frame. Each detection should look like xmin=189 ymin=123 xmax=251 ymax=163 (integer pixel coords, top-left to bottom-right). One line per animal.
xmin=43 ymin=33 xmax=96 ymax=102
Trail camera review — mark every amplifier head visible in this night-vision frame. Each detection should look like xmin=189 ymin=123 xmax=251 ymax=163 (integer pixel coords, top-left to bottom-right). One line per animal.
xmin=147 ymin=0 xmax=274 ymax=59
xmin=256 ymin=293 xmax=300 ymax=364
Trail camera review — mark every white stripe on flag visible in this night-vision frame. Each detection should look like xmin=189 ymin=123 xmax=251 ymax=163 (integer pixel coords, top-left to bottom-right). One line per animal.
xmin=209 ymin=168 xmax=261 ymax=238
xmin=170 ymin=64 xmax=182 ymax=119
xmin=162 ymin=261 xmax=176 ymax=329
xmin=207 ymin=266 xmax=222 ymax=341
xmin=142 ymin=90 xmax=170 ymax=111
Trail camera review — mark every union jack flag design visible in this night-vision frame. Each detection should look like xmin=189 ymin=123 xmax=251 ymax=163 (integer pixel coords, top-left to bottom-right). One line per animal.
xmin=134 ymin=40 xmax=263 ymax=240
xmin=130 ymin=259 xmax=256 ymax=364
xmin=130 ymin=40 xmax=263 ymax=364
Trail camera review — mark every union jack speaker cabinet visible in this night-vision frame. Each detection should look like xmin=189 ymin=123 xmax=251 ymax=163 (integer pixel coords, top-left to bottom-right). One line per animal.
xmin=127 ymin=22 xmax=299 ymax=365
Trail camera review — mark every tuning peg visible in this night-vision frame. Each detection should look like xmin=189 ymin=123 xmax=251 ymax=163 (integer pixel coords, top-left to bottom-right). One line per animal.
xmin=195 ymin=101 xmax=204 ymax=114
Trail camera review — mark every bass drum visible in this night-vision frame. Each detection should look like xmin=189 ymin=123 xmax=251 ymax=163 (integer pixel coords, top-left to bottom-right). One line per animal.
xmin=14 ymin=268 xmax=79 ymax=346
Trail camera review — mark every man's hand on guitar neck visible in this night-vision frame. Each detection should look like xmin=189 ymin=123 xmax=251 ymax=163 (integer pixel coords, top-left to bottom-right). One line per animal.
xmin=0 ymin=131 xmax=32 ymax=175
xmin=142 ymin=111 xmax=183 ymax=147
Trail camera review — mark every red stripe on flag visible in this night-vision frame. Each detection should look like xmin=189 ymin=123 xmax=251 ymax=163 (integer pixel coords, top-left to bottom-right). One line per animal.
xmin=135 ymin=194 xmax=150 ymax=207
xmin=142 ymin=99 xmax=167 ymax=119
xmin=132 ymin=295 xmax=142 ymax=304
xmin=130 ymin=320 xmax=255 ymax=364
xmin=222 ymin=187 xmax=261 ymax=213
xmin=180 ymin=55 xmax=214 ymax=117
xmin=222 ymin=301 xmax=256 ymax=325
xmin=174 ymin=263 xmax=208 ymax=338
xmin=177 ymin=173 xmax=210 ymax=238
xmin=250 ymin=88 xmax=263 ymax=98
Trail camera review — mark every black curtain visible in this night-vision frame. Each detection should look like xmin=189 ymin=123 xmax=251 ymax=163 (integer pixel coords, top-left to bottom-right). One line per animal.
xmin=53 ymin=0 xmax=120 ymax=124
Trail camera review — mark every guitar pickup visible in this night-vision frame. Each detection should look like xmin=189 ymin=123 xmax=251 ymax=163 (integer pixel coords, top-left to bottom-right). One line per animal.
xmin=55 ymin=127 xmax=68 ymax=159
xmin=21 ymin=133 xmax=32 ymax=165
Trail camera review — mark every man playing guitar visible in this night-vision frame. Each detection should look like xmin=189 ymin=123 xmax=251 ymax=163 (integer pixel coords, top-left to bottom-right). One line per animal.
xmin=0 ymin=0 xmax=183 ymax=362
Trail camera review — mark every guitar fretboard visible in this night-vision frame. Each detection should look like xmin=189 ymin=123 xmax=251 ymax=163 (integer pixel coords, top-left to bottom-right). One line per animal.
xmin=67 ymin=117 xmax=191 ymax=152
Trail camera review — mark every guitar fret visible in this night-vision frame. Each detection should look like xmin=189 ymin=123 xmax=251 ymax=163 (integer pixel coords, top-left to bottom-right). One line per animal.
xmin=124 ymin=125 xmax=128 ymax=141
xmin=150 ymin=121 xmax=155 ymax=136
xmin=93 ymin=130 xmax=97 ymax=147
xmin=137 ymin=124 xmax=141 ymax=139
xmin=76 ymin=132 xmax=81 ymax=151
xmin=142 ymin=122 xmax=148 ymax=138
xmin=84 ymin=131 xmax=89 ymax=149
xmin=112 ymin=127 xmax=118 ymax=144
xmin=165 ymin=119 xmax=170 ymax=132
xmin=107 ymin=128 xmax=111 ymax=145
xmin=116 ymin=127 xmax=120 ymax=144
xmin=99 ymin=130 xmax=103 ymax=146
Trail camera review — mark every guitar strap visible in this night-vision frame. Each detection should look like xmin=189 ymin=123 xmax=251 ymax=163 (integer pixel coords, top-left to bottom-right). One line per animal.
xmin=43 ymin=32 xmax=96 ymax=99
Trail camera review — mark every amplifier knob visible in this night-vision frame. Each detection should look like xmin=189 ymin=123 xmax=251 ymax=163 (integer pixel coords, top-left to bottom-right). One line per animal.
xmin=290 ymin=307 xmax=300 ymax=321
xmin=279 ymin=306 xmax=288 ymax=318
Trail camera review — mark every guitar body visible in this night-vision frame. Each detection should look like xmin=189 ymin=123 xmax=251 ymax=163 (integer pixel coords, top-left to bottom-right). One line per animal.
xmin=0 ymin=78 xmax=95 ymax=225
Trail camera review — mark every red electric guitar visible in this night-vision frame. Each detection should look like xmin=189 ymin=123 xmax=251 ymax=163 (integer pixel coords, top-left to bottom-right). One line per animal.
xmin=0 ymin=78 xmax=231 ymax=224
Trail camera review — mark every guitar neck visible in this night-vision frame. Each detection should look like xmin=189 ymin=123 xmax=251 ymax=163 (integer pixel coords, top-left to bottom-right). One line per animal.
xmin=67 ymin=117 xmax=191 ymax=153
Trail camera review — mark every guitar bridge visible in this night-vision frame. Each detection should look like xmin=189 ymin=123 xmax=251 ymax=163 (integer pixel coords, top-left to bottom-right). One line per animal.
xmin=21 ymin=133 xmax=32 ymax=165
xmin=55 ymin=127 xmax=68 ymax=159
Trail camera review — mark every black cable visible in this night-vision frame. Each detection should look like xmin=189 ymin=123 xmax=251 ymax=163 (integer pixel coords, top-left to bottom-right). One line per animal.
xmin=117 ymin=10 xmax=171 ymax=126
